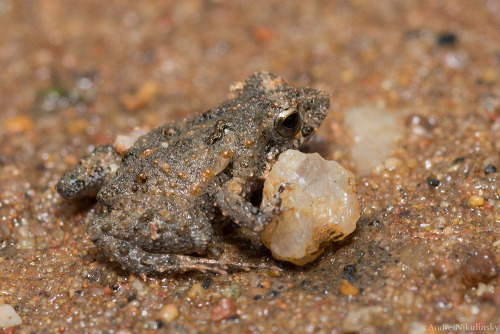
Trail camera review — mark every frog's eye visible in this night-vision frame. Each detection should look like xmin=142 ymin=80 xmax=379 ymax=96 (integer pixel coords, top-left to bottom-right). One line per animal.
xmin=275 ymin=108 xmax=302 ymax=138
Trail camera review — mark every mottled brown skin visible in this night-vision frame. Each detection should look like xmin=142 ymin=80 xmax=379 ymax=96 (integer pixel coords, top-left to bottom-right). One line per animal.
xmin=57 ymin=72 xmax=330 ymax=276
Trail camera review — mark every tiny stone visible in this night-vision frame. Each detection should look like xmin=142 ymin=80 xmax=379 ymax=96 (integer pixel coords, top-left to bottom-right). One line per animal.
xmin=210 ymin=298 xmax=237 ymax=322
xmin=5 ymin=115 xmax=33 ymax=134
xmin=437 ymin=32 xmax=457 ymax=46
xmin=427 ymin=178 xmax=440 ymax=187
xmin=0 ymin=304 xmax=23 ymax=328
xmin=461 ymin=249 xmax=498 ymax=287
xmin=202 ymin=278 xmax=211 ymax=289
xmin=484 ymin=164 xmax=497 ymax=174
xmin=259 ymin=280 xmax=271 ymax=288
xmin=343 ymin=265 xmax=357 ymax=281
xmin=469 ymin=195 xmax=485 ymax=208
xmin=121 ymin=81 xmax=159 ymax=112
xmin=158 ymin=304 xmax=179 ymax=322
xmin=114 ymin=128 xmax=148 ymax=154
xmin=222 ymin=285 xmax=241 ymax=299
xmin=339 ymin=279 xmax=359 ymax=296
xmin=187 ymin=283 xmax=205 ymax=300
xmin=127 ymin=293 xmax=136 ymax=302
xmin=481 ymin=67 xmax=498 ymax=84
xmin=301 ymin=279 xmax=311 ymax=288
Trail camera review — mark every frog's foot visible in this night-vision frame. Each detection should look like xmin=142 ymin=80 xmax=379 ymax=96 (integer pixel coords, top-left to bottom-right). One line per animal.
xmin=257 ymin=183 xmax=293 ymax=229
xmin=127 ymin=248 xmax=255 ymax=276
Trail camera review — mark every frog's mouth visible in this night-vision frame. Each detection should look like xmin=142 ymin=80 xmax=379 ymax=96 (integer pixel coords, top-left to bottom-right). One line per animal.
xmin=300 ymin=125 xmax=316 ymax=141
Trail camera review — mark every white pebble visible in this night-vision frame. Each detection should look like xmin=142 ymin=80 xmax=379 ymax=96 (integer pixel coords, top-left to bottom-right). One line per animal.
xmin=261 ymin=150 xmax=360 ymax=265
xmin=0 ymin=304 xmax=22 ymax=328
xmin=344 ymin=106 xmax=402 ymax=175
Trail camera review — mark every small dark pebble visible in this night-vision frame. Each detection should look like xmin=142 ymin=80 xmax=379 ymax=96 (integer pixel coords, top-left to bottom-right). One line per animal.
xmin=269 ymin=290 xmax=279 ymax=298
xmin=253 ymin=295 xmax=262 ymax=300
xmin=461 ymin=249 xmax=498 ymax=287
xmin=344 ymin=264 xmax=357 ymax=272
xmin=74 ymin=290 xmax=82 ymax=295
xmin=453 ymin=156 xmax=465 ymax=163
xmin=427 ymin=178 xmax=440 ymax=187
xmin=484 ymin=164 xmax=497 ymax=174
xmin=14 ymin=305 xmax=19 ymax=311
xmin=202 ymin=278 xmax=211 ymax=289
xmin=127 ymin=293 xmax=137 ymax=302
xmin=155 ymin=319 xmax=165 ymax=329
xmin=301 ymin=279 xmax=311 ymax=288
xmin=343 ymin=265 xmax=357 ymax=281
xmin=399 ymin=210 xmax=411 ymax=218
xmin=256 ymin=283 xmax=264 ymax=288
xmin=437 ymin=32 xmax=457 ymax=46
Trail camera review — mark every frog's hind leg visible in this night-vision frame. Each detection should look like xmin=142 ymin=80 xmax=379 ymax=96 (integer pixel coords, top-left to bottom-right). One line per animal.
xmin=91 ymin=232 xmax=255 ymax=276
xmin=87 ymin=205 xmax=260 ymax=276
xmin=56 ymin=145 xmax=121 ymax=199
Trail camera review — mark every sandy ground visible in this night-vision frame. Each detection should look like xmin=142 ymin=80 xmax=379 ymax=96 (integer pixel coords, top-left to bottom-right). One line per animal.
xmin=0 ymin=1 xmax=499 ymax=333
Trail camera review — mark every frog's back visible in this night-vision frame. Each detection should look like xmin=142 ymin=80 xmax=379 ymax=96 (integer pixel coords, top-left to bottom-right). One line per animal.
xmin=97 ymin=114 xmax=234 ymax=206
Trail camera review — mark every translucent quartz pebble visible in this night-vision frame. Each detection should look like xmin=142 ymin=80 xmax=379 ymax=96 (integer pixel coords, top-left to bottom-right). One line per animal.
xmin=0 ymin=304 xmax=22 ymax=328
xmin=344 ymin=106 xmax=402 ymax=175
xmin=261 ymin=150 xmax=360 ymax=265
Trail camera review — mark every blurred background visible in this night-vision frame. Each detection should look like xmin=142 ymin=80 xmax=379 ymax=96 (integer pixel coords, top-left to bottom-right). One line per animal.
xmin=1 ymin=1 xmax=499 ymax=332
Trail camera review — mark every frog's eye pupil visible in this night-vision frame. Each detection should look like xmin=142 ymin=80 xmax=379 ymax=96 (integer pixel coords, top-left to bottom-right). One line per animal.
xmin=275 ymin=109 xmax=301 ymax=138
xmin=282 ymin=112 xmax=299 ymax=129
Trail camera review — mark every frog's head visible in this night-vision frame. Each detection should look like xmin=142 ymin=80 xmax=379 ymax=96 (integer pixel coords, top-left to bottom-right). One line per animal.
xmin=224 ymin=72 xmax=329 ymax=178
xmin=240 ymin=72 xmax=330 ymax=152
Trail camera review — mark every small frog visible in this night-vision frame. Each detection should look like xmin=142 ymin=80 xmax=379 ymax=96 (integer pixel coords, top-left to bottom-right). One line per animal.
xmin=57 ymin=72 xmax=329 ymax=276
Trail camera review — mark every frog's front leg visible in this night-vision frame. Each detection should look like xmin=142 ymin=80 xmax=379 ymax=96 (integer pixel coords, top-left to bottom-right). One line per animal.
xmin=56 ymin=145 xmax=121 ymax=199
xmin=215 ymin=178 xmax=286 ymax=233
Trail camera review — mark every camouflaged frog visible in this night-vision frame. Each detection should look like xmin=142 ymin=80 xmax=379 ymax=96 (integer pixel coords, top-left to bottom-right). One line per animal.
xmin=57 ymin=72 xmax=329 ymax=276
